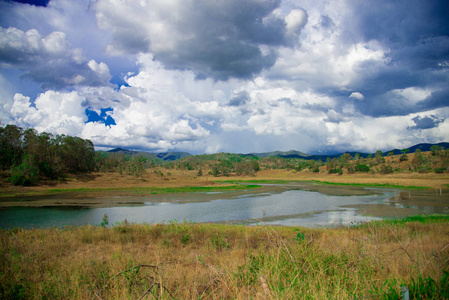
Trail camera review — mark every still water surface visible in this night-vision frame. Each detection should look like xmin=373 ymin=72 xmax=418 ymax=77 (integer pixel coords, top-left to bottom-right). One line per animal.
xmin=0 ymin=185 xmax=447 ymax=228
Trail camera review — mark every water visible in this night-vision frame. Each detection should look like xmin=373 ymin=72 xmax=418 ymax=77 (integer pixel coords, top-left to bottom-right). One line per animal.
xmin=0 ymin=187 xmax=403 ymax=228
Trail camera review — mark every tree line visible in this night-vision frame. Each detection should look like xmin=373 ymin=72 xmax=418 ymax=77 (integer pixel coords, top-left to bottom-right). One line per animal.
xmin=0 ymin=125 xmax=96 ymax=185
xmin=2 ymin=124 xmax=448 ymax=186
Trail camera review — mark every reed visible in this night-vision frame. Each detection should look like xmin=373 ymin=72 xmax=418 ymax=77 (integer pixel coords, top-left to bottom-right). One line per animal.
xmin=1 ymin=216 xmax=448 ymax=299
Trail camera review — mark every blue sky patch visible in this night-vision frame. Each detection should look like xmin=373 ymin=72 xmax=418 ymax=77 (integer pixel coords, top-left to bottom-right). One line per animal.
xmin=86 ymin=107 xmax=116 ymax=127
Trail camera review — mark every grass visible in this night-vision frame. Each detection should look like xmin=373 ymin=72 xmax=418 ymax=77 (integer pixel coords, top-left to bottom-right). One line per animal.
xmin=217 ymin=179 xmax=303 ymax=184
xmin=1 ymin=216 xmax=448 ymax=299
xmin=381 ymin=214 xmax=449 ymax=225
xmin=311 ymin=180 xmax=432 ymax=190
xmin=217 ymin=178 xmax=434 ymax=189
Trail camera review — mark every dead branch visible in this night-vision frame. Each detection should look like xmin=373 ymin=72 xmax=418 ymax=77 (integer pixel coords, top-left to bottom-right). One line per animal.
xmin=385 ymin=224 xmax=418 ymax=269
xmin=423 ymin=243 xmax=449 ymax=272
xmin=138 ymin=283 xmax=156 ymax=300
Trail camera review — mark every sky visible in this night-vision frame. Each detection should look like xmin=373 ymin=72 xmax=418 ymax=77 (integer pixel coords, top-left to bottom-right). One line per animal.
xmin=0 ymin=0 xmax=448 ymax=155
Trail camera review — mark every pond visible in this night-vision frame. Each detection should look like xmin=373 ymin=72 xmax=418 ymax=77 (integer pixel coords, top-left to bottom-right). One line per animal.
xmin=0 ymin=183 xmax=448 ymax=229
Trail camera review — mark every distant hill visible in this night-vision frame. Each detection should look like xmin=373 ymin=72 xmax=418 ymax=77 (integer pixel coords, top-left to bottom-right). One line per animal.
xmin=383 ymin=142 xmax=449 ymax=156
xmin=106 ymin=148 xmax=191 ymax=161
xmin=104 ymin=142 xmax=448 ymax=163
xmin=106 ymin=148 xmax=161 ymax=161
xmin=155 ymin=152 xmax=192 ymax=161
xmin=244 ymin=150 xmax=310 ymax=159
xmin=244 ymin=142 xmax=448 ymax=161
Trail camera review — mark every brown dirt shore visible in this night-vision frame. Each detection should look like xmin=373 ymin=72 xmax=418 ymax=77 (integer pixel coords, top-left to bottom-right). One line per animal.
xmin=1 ymin=168 xmax=448 ymax=192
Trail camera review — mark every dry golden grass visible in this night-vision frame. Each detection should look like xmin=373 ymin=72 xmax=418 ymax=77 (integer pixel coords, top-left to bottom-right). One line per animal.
xmin=2 ymin=166 xmax=447 ymax=198
xmin=1 ymin=218 xmax=449 ymax=299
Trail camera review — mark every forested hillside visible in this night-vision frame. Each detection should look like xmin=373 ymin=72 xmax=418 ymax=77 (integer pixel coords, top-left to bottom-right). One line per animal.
xmin=1 ymin=125 xmax=448 ymax=186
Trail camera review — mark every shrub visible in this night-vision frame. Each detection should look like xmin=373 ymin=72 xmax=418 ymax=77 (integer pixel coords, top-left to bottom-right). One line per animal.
xmin=100 ymin=213 xmax=109 ymax=227
xmin=417 ymin=167 xmax=430 ymax=173
xmin=328 ymin=168 xmax=343 ymax=175
xmin=380 ymin=165 xmax=393 ymax=174
xmin=9 ymin=157 xmax=38 ymax=186
xmin=355 ymin=164 xmax=370 ymax=172
xmin=434 ymin=167 xmax=445 ymax=173
xmin=311 ymin=167 xmax=320 ymax=173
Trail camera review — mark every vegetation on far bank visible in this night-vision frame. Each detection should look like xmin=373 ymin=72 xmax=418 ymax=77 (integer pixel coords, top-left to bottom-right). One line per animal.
xmin=1 ymin=215 xmax=448 ymax=299
xmin=216 ymin=179 xmax=434 ymax=190
xmin=1 ymin=124 xmax=449 ymax=189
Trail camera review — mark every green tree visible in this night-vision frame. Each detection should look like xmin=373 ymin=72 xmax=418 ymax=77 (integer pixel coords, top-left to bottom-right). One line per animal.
xmin=339 ymin=153 xmax=352 ymax=164
xmin=431 ymin=145 xmax=441 ymax=156
xmin=126 ymin=156 xmax=148 ymax=177
xmin=374 ymin=150 xmax=385 ymax=164
xmin=9 ymin=155 xmax=38 ymax=186
xmin=400 ymin=149 xmax=409 ymax=162
xmin=0 ymin=124 xmax=24 ymax=170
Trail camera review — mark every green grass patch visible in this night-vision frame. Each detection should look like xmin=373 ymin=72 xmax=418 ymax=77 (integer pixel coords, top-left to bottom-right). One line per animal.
xmin=218 ymin=179 xmax=432 ymax=190
xmin=217 ymin=179 xmax=302 ymax=184
xmin=312 ymin=180 xmax=431 ymax=190
xmin=380 ymin=214 xmax=449 ymax=225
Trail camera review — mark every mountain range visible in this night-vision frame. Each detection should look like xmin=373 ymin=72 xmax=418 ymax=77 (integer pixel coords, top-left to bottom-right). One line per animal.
xmin=105 ymin=142 xmax=449 ymax=161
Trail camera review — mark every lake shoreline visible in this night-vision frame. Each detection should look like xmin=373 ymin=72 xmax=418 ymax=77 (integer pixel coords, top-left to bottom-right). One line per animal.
xmin=1 ymin=170 xmax=448 ymax=208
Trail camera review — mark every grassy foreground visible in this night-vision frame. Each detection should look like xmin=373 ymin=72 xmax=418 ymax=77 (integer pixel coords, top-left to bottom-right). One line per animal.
xmin=1 ymin=216 xmax=449 ymax=299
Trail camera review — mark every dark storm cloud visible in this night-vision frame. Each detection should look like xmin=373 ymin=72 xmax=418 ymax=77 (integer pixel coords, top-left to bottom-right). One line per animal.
xmin=409 ymin=115 xmax=444 ymax=130
xmin=350 ymin=0 xmax=449 ymax=46
xmin=0 ymin=27 xmax=112 ymax=89
xmin=334 ymin=0 xmax=449 ymax=118
xmin=418 ymin=88 xmax=449 ymax=111
xmin=96 ymin=0 xmax=307 ymax=80
xmin=158 ymin=38 xmax=277 ymax=81
xmin=11 ymin=0 xmax=49 ymax=6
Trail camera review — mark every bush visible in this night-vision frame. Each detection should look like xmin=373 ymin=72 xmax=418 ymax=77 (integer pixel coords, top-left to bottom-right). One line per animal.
xmin=380 ymin=165 xmax=393 ymax=174
xmin=417 ymin=167 xmax=430 ymax=173
xmin=9 ymin=157 xmax=38 ymax=186
xmin=434 ymin=167 xmax=445 ymax=173
xmin=328 ymin=168 xmax=343 ymax=175
xmin=355 ymin=164 xmax=370 ymax=172
xmin=311 ymin=167 xmax=320 ymax=173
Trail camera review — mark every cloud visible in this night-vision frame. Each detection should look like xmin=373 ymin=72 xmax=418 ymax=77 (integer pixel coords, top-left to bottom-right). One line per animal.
xmin=9 ymin=91 xmax=87 ymax=135
xmin=93 ymin=0 xmax=307 ymax=80
xmin=228 ymin=91 xmax=250 ymax=107
xmin=349 ymin=92 xmax=364 ymax=101
xmin=1 ymin=0 xmax=449 ymax=155
xmin=0 ymin=27 xmax=112 ymax=89
xmin=409 ymin=115 xmax=445 ymax=130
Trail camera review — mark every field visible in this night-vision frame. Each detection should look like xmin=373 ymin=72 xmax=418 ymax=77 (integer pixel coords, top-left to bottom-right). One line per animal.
xmin=1 ymin=216 xmax=449 ymax=299
xmin=2 ymin=167 xmax=448 ymax=195
xmin=1 ymin=151 xmax=449 ymax=298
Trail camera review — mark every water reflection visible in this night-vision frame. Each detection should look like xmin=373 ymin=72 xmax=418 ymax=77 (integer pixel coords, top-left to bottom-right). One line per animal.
xmin=0 ymin=186 xmax=447 ymax=229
